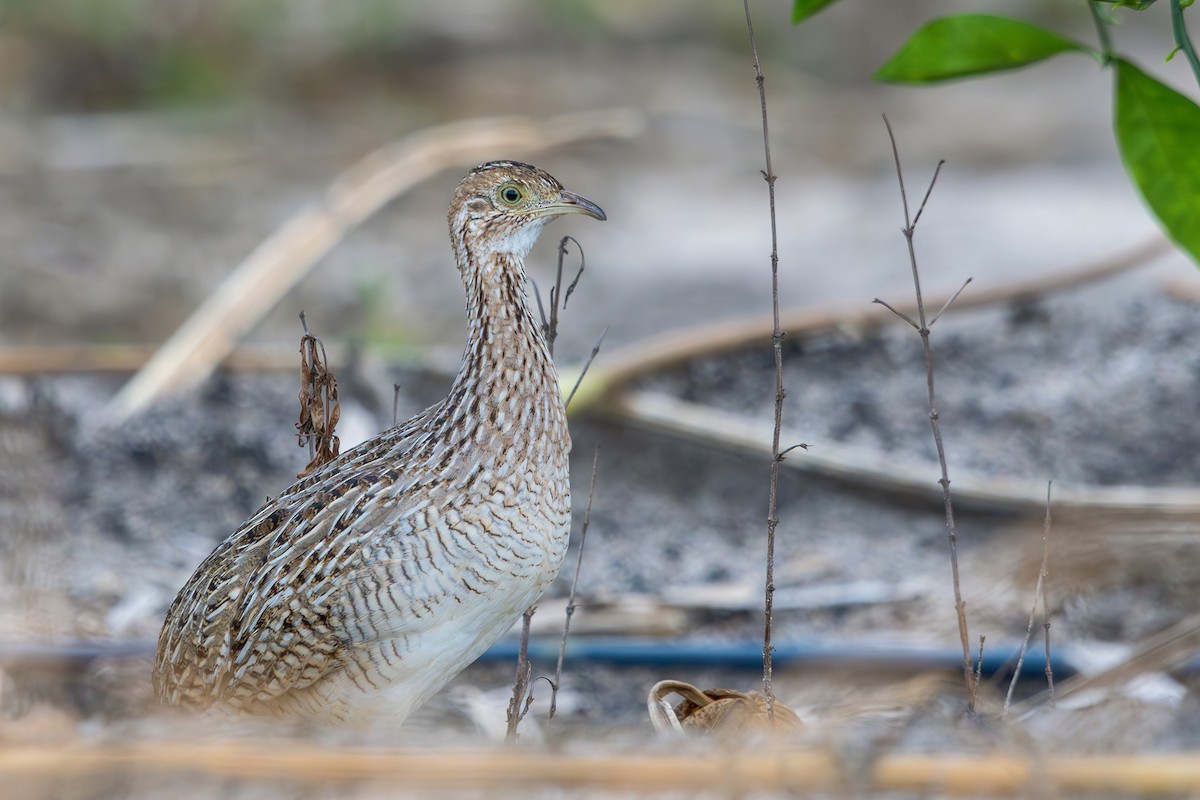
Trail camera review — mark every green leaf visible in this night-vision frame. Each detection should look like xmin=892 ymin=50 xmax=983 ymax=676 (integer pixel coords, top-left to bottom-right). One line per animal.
xmin=791 ymin=0 xmax=841 ymax=24
xmin=1114 ymin=59 xmax=1200 ymax=266
xmin=874 ymin=14 xmax=1088 ymax=84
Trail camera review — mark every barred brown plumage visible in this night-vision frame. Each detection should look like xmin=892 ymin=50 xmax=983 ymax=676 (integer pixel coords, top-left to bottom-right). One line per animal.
xmin=153 ymin=161 xmax=605 ymax=725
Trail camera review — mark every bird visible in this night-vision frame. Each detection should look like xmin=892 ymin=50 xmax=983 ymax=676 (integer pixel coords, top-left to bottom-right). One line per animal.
xmin=153 ymin=160 xmax=606 ymax=726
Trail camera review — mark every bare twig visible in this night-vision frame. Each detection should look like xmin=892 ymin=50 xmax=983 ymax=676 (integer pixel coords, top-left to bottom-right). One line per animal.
xmin=743 ymin=0 xmax=786 ymax=721
xmin=1042 ymin=524 xmax=1057 ymax=701
xmin=974 ymin=636 xmax=986 ymax=697
xmin=871 ymin=298 xmax=920 ymax=331
xmin=559 ymin=237 xmax=586 ymax=309
xmin=879 ymin=116 xmax=978 ymax=712
xmin=548 ymin=445 xmax=600 ymax=722
xmin=778 ymin=442 xmax=809 ymax=460
xmin=507 ymin=233 xmax=591 ymax=739
xmin=504 ymin=642 xmax=534 ymax=743
xmin=1005 ymin=482 xmax=1055 ymax=715
xmin=392 ymin=383 xmax=401 ymax=427
xmin=541 ymin=236 xmax=586 ymax=355
xmin=564 ymin=327 xmax=608 ymax=410
xmin=929 ymin=278 xmax=974 ymax=327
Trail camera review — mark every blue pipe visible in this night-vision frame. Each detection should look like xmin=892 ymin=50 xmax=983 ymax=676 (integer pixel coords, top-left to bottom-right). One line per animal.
xmin=480 ymin=637 xmax=1078 ymax=680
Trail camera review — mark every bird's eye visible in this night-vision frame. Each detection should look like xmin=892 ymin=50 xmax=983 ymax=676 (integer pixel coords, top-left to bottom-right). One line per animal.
xmin=498 ymin=185 xmax=523 ymax=206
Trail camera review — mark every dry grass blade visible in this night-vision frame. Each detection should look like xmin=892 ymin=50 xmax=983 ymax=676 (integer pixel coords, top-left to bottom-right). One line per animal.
xmin=102 ymin=108 xmax=642 ymax=423
xmin=0 ymin=344 xmax=303 ymax=376
xmin=1023 ymin=612 xmax=1200 ymax=711
xmin=294 ymin=313 xmax=341 ymax=478
xmin=609 ymin=390 xmax=1200 ymax=515
xmin=6 ymin=742 xmax=1200 ymax=794
xmin=1005 ymin=482 xmax=1054 ymax=714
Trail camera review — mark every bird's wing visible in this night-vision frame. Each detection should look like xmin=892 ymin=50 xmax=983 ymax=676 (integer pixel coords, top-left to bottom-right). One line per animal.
xmin=154 ymin=414 xmax=453 ymax=710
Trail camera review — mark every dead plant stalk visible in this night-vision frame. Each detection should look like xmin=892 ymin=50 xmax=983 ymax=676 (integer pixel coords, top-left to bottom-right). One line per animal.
xmin=548 ymin=444 xmax=600 ymax=722
xmin=506 ymin=236 xmax=601 ymax=740
xmin=875 ymin=117 xmax=978 ymax=711
xmin=742 ymin=0 xmax=786 ymax=718
xmin=1005 ymin=482 xmax=1055 ymax=714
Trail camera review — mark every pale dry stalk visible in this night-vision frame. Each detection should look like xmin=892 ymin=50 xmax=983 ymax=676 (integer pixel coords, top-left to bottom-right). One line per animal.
xmin=1004 ymin=482 xmax=1055 ymax=715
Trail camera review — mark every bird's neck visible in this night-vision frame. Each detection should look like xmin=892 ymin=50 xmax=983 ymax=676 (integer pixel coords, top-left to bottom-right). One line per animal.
xmin=444 ymin=246 xmax=565 ymax=445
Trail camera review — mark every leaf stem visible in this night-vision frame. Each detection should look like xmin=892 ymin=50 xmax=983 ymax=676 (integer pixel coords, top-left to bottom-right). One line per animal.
xmin=1089 ymin=1 xmax=1116 ymax=64
xmin=1171 ymin=0 xmax=1200 ymax=88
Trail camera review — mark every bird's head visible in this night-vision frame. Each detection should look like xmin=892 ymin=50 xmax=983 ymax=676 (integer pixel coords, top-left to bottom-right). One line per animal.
xmin=449 ymin=161 xmax=606 ymax=262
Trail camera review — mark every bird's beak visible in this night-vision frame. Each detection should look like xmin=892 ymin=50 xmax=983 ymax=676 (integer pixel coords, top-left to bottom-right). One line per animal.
xmin=533 ymin=190 xmax=607 ymax=222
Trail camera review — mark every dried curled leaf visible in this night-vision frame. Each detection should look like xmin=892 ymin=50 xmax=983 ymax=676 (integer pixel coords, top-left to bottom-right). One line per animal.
xmin=296 ymin=314 xmax=341 ymax=478
xmin=647 ymin=680 xmax=803 ymax=739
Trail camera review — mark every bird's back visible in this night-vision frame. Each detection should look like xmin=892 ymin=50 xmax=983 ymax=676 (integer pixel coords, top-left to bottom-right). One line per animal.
xmin=156 ymin=378 xmax=571 ymax=723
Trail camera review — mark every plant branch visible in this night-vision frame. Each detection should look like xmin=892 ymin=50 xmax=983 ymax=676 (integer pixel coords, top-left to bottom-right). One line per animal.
xmin=1004 ymin=482 xmax=1055 ymax=716
xmin=1040 ymin=487 xmax=1057 ymax=702
xmin=508 ymin=234 xmax=588 ymax=740
xmin=881 ymin=115 xmax=978 ymax=713
xmin=564 ymin=327 xmax=609 ymax=410
xmin=929 ymin=278 xmax=974 ymax=327
xmin=559 ymin=236 xmax=586 ymax=308
xmin=505 ymin=623 xmax=534 ymax=743
xmin=743 ymin=0 xmax=786 ymax=720
xmin=548 ymin=444 xmax=600 ymax=723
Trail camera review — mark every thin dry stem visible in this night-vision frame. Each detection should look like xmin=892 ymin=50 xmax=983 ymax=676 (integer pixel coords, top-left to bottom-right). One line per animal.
xmin=871 ymin=298 xmax=920 ymax=331
xmin=929 ymin=278 xmax=974 ymax=327
xmin=880 ymin=115 xmax=977 ymax=712
xmin=508 ymin=234 xmax=590 ymax=738
xmin=559 ymin=236 xmax=585 ymax=308
xmin=1041 ymin=485 xmax=1056 ymax=701
xmin=974 ymin=635 xmax=986 ymax=694
xmin=1005 ymin=482 xmax=1055 ymax=715
xmin=743 ymin=0 xmax=785 ymax=720
xmin=564 ymin=327 xmax=609 ymax=410
xmin=548 ymin=444 xmax=601 ymax=722
xmin=505 ymin=612 xmax=535 ymax=742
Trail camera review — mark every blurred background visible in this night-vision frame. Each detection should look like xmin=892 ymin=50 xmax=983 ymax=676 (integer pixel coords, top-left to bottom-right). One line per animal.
xmin=1 ymin=0 xmax=1194 ymax=355
xmin=4 ymin=0 xmax=1200 ymax=794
